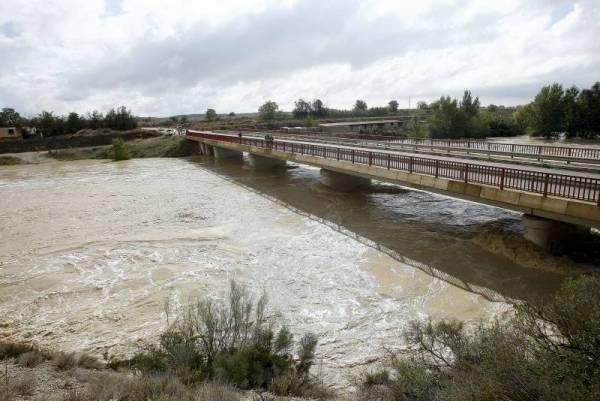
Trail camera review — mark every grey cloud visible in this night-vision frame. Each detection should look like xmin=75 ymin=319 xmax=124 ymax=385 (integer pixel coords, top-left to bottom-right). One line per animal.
xmin=63 ymin=0 xmax=499 ymax=99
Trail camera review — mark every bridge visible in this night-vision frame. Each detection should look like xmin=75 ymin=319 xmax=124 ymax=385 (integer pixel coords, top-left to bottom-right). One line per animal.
xmin=186 ymin=130 xmax=600 ymax=252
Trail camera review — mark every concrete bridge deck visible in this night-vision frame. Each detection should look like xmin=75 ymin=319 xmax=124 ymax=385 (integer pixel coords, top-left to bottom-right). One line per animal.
xmin=186 ymin=131 xmax=600 ymax=238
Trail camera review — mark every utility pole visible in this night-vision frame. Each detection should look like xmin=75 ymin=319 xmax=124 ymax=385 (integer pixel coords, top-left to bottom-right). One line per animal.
xmin=408 ymin=96 xmax=411 ymax=110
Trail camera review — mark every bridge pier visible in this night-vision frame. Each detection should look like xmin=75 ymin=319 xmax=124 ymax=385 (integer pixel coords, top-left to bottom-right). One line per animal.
xmin=248 ymin=154 xmax=286 ymax=169
xmin=194 ymin=142 xmax=214 ymax=156
xmin=522 ymin=214 xmax=589 ymax=252
xmin=213 ymin=146 xmax=242 ymax=160
xmin=319 ymin=169 xmax=371 ymax=191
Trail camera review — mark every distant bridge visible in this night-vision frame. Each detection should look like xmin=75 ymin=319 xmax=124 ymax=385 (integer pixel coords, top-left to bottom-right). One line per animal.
xmin=186 ymin=130 xmax=600 ymax=251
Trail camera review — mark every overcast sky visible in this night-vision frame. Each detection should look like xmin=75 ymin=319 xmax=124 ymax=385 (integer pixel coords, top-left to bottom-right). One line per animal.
xmin=0 ymin=0 xmax=599 ymax=117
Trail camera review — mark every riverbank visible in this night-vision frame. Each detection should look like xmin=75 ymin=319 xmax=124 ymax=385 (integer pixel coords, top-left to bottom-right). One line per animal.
xmin=48 ymin=136 xmax=193 ymax=161
xmin=0 ymin=343 xmax=275 ymax=401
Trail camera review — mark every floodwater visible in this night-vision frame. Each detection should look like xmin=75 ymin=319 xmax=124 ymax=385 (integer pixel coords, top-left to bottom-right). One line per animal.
xmin=0 ymin=156 xmax=564 ymax=385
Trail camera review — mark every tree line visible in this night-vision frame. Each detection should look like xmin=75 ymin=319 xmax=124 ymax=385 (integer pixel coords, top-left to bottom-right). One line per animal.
xmin=0 ymin=106 xmax=138 ymax=137
xmin=248 ymin=82 xmax=600 ymax=139
xmin=255 ymin=98 xmax=402 ymax=121
xmin=515 ymin=82 xmax=600 ymax=138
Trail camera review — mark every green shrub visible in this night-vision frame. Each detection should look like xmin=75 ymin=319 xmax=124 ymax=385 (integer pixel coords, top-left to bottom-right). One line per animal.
xmin=128 ymin=280 xmax=329 ymax=398
xmin=111 ymin=138 xmax=131 ymax=161
xmin=359 ymin=274 xmax=600 ymax=401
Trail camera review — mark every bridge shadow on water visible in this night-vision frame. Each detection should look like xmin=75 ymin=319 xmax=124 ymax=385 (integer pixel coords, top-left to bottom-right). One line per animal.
xmin=187 ymin=156 xmax=565 ymax=304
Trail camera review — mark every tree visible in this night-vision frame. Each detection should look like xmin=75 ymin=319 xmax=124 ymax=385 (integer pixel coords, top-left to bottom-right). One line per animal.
xmin=353 ymin=99 xmax=368 ymax=113
xmin=0 ymin=108 xmax=21 ymax=127
xmin=180 ymin=116 xmax=188 ymax=124
xmin=429 ymin=96 xmax=465 ymax=138
xmin=518 ymin=82 xmax=600 ymax=138
xmin=311 ymin=99 xmax=325 ymax=117
xmin=86 ymin=110 xmax=104 ymax=130
xmin=460 ymin=90 xmax=480 ymax=118
xmin=293 ymin=99 xmax=311 ymax=118
xmin=417 ymin=101 xmax=429 ymax=111
xmin=104 ymin=106 xmax=137 ymax=131
xmin=529 ymin=83 xmax=565 ymax=138
xmin=65 ymin=112 xmax=84 ymax=134
xmin=32 ymin=111 xmax=65 ymax=137
xmin=228 ymin=112 xmax=236 ymax=117
xmin=258 ymin=101 xmax=279 ymax=121
xmin=205 ymin=109 xmax=217 ymax=121
xmin=576 ymin=82 xmax=600 ymax=137
xmin=429 ymin=91 xmax=487 ymax=138
xmin=487 ymin=104 xmax=499 ymax=113
xmin=388 ymin=100 xmax=399 ymax=112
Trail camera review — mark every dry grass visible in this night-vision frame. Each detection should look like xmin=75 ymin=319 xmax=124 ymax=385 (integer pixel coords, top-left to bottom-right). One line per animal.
xmin=62 ymin=372 xmax=241 ymax=401
xmin=0 ymin=342 xmax=37 ymax=360
xmin=53 ymin=352 xmax=77 ymax=371
xmin=10 ymin=373 xmax=36 ymax=397
xmin=76 ymin=354 xmax=103 ymax=370
xmin=63 ymin=389 xmax=87 ymax=401
xmin=195 ymin=382 xmax=240 ymax=401
xmin=17 ymin=350 xmax=46 ymax=367
xmin=0 ymin=156 xmax=22 ymax=166
xmin=0 ymin=384 xmax=16 ymax=401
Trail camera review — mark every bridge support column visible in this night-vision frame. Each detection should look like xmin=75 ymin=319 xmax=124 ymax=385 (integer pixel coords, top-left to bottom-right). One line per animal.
xmin=213 ymin=146 xmax=242 ymax=160
xmin=248 ymin=154 xmax=286 ymax=169
xmin=195 ymin=142 xmax=214 ymax=156
xmin=522 ymin=214 xmax=589 ymax=252
xmin=319 ymin=169 xmax=371 ymax=191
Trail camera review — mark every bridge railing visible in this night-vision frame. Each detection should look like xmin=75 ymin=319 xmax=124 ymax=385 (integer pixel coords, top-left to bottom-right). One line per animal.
xmin=187 ymin=131 xmax=600 ymax=205
xmin=387 ymin=138 xmax=600 ymax=161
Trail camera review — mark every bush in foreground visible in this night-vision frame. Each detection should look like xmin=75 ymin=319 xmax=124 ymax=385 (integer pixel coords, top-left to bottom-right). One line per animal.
xmin=122 ymin=281 xmax=330 ymax=398
xmin=112 ymin=138 xmax=131 ymax=161
xmin=358 ymin=274 xmax=600 ymax=401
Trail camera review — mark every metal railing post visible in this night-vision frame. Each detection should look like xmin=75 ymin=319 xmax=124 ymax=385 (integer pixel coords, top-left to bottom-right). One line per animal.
xmin=351 ymin=149 xmax=355 ymax=163
xmin=337 ymin=148 xmax=340 ymax=160
xmin=369 ymin=152 xmax=372 ymax=166
xmin=543 ymin=174 xmax=549 ymax=197
xmin=500 ymin=168 xmax=505 ymax=190
xmin=387 ymin=154 xmax=390 ymax=169
xmin=409 ymin=157 xmax=413 ymax=173
xmin=435 ymin=160 xmax=439 ymax=178
xmin=464 ymin=164 xmax=469 ymax=183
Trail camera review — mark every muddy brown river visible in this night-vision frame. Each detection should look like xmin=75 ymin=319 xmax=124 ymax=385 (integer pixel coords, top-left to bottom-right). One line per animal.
xmin=0 ymin=156 xmax=565 ymax=385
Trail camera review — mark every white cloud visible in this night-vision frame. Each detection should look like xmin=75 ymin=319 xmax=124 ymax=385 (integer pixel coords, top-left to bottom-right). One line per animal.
xmin=0 ymin=0 xmax=598 ymax=116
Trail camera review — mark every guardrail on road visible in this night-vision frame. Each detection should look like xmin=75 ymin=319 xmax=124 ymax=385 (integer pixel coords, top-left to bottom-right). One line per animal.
xmin=388 ymin=138 xmax=600 ymax=162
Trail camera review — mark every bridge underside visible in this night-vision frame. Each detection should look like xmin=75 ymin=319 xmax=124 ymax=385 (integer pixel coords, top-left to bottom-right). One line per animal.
xmin=248 ymin=153 xmax=286 ymax=168
xmin=320 ymin=169 xmax=371 ymax=191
